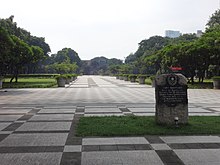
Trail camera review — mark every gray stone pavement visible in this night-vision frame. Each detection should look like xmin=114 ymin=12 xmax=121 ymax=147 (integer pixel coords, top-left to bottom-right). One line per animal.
xmin=0 ymin=75 xmax=220 ymax=165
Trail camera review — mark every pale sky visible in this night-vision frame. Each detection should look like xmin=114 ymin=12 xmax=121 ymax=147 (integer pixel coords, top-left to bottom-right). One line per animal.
xmin=0 ymin=0 xmax=219 ymax=60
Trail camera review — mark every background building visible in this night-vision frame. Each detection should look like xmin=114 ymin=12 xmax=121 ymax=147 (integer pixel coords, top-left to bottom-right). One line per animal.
xmin=165 ymin=30 xmax=181 ymax=38
xmin=196 ymin=30 xmax=203 ymax=37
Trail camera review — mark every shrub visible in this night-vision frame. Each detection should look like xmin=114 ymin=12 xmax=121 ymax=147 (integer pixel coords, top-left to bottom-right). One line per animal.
xmin=55 ymin=74 xmax=68 ymax=80
xmin=129 ymin=74 xmax=137 ymax=79
xmin=5 ymin=74 xmax=60 ymax=78
xmin=138 ymin=75 xmax=147 ymax=79
xmin=212 ymin=76 xmax=220 ymax=80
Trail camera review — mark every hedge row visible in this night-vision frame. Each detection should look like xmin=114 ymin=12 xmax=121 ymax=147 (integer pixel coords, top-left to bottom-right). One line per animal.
xmin=5 ymin=74 xmax=60 ymax=78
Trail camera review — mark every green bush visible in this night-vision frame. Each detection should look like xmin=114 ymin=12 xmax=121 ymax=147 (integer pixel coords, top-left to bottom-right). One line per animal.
xmin=150 ymin=75 xmax=155 ymax=81
xmin=138 ymin=75 xmax=148 ymax=79
xmin=55 ymin=74 xmax=68 ymax=80
xmin=212 ymin=76 xmax=220 ymax=80
xmin=129 ymin=74 xmax=137 ymax=79
xmin=5 ymin=74 xmax=60 ymax=78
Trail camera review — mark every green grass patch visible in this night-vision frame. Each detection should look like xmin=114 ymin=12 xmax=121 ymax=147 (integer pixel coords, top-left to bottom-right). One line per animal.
xmin=76 ymin=116 xmax=220 ymax=137
xmin=2 ymin=78 xmax=57 ymax=88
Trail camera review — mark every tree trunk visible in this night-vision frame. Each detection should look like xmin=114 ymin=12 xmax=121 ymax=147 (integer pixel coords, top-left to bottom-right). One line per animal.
xmin=10 ymin=76 xmax=14 ymax=83
xmin=191 ymin=76 xmax=194 ymax=85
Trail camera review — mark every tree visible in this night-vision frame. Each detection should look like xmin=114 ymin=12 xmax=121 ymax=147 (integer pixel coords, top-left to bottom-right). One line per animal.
xmin=9 ymin=35 xmax=33 ymax=82
xmin=0 ymin=27 xmax=14 ymax=77
xmin=200 ymin=25 xmax=220 ymax=76
xmin=46 ymin=62 xmax=78 ymax=74
xmin=207 ymin=9 xmax=220 ymax=29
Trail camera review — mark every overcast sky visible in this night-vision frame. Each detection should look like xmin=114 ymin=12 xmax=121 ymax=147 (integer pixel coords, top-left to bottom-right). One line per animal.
xmin=0 ymin=0 xmax=219 ymax=60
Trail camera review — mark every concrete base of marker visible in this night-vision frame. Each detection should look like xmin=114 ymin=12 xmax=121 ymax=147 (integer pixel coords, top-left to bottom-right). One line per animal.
xmin=156 ymin=104 xmax=188 ymax=125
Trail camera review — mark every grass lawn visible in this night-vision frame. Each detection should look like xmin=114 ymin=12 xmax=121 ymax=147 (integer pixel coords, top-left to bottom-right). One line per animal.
xmin=2 ymin=78 xmax=57 ymax=88
xmin=76 ymin=116 xmax=220 ymax=137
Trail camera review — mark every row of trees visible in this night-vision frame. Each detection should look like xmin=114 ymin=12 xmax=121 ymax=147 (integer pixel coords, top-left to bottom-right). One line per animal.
xmin=0 ymin=16 xmax=82 ymax=81
xmin=81 ymin=57 xmax=123 ymax=75
xmin=117 ymin=9 xmax=220 ymax=83
xmin=0 ymin=16 xmax=50 ymax=82
xmin=1 ymin=9 xmax=220 ymax=80
xmin=0 ymin=16 xmax=123 ymax=78
xmin=45 ymin=48 xmax=81 ymax=74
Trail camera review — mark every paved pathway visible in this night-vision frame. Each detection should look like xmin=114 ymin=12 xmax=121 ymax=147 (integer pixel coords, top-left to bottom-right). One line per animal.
xmin=0 ymin=75 xmax=220 ymax=165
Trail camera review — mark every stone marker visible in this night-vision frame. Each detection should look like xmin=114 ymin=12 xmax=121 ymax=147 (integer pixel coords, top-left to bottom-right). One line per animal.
xmin=155 ymin=74 xmax=188 ymax=125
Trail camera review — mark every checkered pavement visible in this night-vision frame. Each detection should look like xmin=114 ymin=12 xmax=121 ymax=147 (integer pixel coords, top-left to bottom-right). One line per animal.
xmin=0 ymin=76 xmax=220 ymax=164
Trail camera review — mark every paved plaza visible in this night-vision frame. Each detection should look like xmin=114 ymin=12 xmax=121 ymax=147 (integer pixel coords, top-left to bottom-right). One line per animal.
xmin=0 ymin=75 xmax=220 ymax=165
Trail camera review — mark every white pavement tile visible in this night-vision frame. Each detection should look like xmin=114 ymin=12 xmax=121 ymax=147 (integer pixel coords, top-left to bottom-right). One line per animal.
xmin=84 ymin=113 xmax=123 ymax=117
xmin=119 ymin=151 xmax=164 ymax=165
xmin=2 ymin=107 xmax=34 ymax=109
xmin=0 ymin=109 xmax=31 ymax=114
xmin=189 ymin=113 xmax=219 ymax=116
xmin=82 ymin=137 xmax=149 ymax=145
xmin=129 ymin=108 xmax=155 ymax=112
xmin=0 ymin=153 xmax=62 ymax=165
xmin=98 ymin=85 xmax=118 ymax=88
xmin=82 ymin=151 xmax=122 ymax=165
xmin=133 ymin=113 xmax=155 ymax=116
xmin=85 ymin=108 xmax=121 ymax=113
xmin=0 ymin=133 xmax=68 ymax=146
xmin=0 ymin=123 xmax=12 ymax=131
xmin=69 ymin=85 xmax=89 ymax=88
xmin=161 ymin=136 xmax=220 ymax=144
xmin=0 ymin=131 xmax=13 ymax=134
xmin=43 ymin=106 xmax=76 ymax=109
xmin=0 ymin=115 xmax=23 ymax=122
xmin=38 ymin=109 xmax=75 ymax=114
xmin=29 ymin=114 xmax=74 ymax=121
xmin=82 ymin=151 xmax=163 ymax=165
xmin=16 ymin=122 xmax=72 ymax=131
xmin=114 ymin=137 xmax=149 ymax=144
xmin=83 ymin=138 xmax=115 ymax=145
xmin=188 ymin=108 xmax=212 ymax=113
xmin=210 ymin=107 xmax=220 ymax=112
xmin=64 ymin=145 xmax=82 ymax=152
xmin=174 ymin=149 xmax=220 ymax=165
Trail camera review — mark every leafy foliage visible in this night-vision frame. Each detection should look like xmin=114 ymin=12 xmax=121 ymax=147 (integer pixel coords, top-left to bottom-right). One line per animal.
xmin=81 ymin=56 xmax=122 ymax=75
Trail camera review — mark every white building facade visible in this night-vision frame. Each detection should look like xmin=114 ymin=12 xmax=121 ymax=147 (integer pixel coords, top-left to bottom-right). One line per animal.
xmin=165 ymin=30 xmax=181 ymax=38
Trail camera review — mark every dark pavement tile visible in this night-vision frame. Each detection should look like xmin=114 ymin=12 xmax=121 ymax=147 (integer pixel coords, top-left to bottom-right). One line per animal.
xmin=168 ymin=143 xmax=188 ymax=149
xmin=201 ymin=143 xmax=220 ymax=149
xmin=156 ymin=150 xmax=184 ymax=165
xmin=99 ymin=145 xmax=118 ymax=151
xmin=117 ymin=144 xmax=135 ymax=151
xmin=29 ymin=109 xmax=41 ymax=114
xmin=82 ymin=145 xmax=100 ymax=152
xmin=17 ymin=114 xmax=33 ymax=121
xmin=60 ymin=152 xmax=81 ymax=165
xmin=184 ymin=143 xmax=204 ymax=149
xmin=0 ymin=146 xmax=64 ymax=153
xmin=0 ymin=134 xmax=9 ymax=142
xmin=2 ymin=123 xmax=23 ymax=131
xmin=66 ymin=137 xmax=82 ymax=145
xmin=145 ymin=136 xmax=165 ymax=144
xmin=134 ymin=144 xmax=152 ymax=150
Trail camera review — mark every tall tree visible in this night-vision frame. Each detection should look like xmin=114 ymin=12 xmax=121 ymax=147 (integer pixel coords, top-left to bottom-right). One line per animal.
xmin=0 ymin=27 xmax=14 ymax=76
xmin=9 ymin=36 xmax=33 ymax=82
xmin=207 ymin=9 xmax=220 ymax=29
